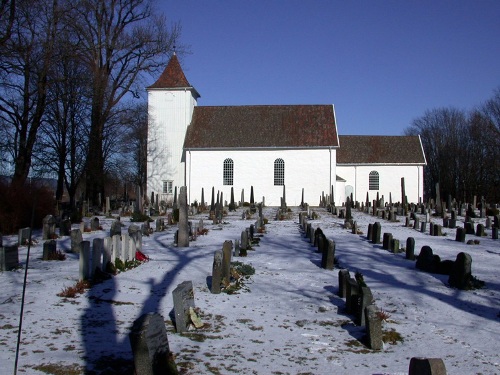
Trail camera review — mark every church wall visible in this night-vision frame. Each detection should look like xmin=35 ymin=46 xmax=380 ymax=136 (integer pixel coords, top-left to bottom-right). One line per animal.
xmin=336 ymin=165 xmax=424 ymax=205
xmin=186 ymin=148 xmax=336 ymax=206
xmin=147 ymin=89 xmax=197 ymax=201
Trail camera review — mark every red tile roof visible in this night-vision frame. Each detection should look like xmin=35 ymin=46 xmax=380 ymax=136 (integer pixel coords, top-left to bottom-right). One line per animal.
xmin=147 ymin=54 xmax=198 ymax=95
xmin=337 ymin=135 xmax=426 ymax=164
xmin=183 ymin=105 xmax=339 ymax=149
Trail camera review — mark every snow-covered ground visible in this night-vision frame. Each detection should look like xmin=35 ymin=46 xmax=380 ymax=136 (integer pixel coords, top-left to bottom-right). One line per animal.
xmin=1 ymin=205 xmax=499 ymax=375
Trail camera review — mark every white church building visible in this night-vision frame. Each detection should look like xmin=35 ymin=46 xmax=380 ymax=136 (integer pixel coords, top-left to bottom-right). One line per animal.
xmin=147 ymin=54 xmax=426 ymax=207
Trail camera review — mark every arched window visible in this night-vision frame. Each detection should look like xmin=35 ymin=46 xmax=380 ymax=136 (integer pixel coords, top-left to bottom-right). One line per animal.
xmin=223 ymin=158 xmax=234 ymax=185
xmin=274 ymin=158 xmax=285 ymax=186
xmin=369 ymin=171 xmax=379 ymax=190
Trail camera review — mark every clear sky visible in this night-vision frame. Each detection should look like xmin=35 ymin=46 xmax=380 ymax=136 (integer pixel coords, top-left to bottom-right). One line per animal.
xmin=154 ymin=1 xmax=500 ymax=135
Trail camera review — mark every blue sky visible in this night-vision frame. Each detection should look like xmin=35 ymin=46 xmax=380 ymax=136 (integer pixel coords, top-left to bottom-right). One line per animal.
xmin=154 ymin=1 xmax=500 ymax=135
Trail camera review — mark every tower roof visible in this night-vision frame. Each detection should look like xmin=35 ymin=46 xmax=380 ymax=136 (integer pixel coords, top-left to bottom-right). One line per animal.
xmin=147 ymin=54 xmax=199 ymax=96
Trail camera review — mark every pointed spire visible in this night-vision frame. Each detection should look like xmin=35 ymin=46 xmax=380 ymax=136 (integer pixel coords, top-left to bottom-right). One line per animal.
xmin=148 ymin=54 xmax=198 ymax=95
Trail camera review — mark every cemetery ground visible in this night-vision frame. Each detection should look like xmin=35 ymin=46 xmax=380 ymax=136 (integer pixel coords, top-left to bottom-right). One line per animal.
xmin=1 ymin=205 xmax=499 ymax=375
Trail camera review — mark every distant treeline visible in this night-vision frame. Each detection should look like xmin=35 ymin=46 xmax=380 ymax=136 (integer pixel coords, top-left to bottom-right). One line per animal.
xmin=405 ymin=87 xmax=500 ymax=204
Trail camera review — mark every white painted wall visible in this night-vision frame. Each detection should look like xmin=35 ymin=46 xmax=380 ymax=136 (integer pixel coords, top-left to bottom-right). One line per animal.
xmin=185 ymin=148 xmax=337 ymax=206
xmin=336 ymin=164 xmax=424 ymax=205
xmin=147 ymin=88 xmax=197 ymax=201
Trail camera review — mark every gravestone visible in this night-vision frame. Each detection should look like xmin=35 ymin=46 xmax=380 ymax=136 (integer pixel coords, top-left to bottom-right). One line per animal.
xmin=42 ymin=240 xmax=57 ymax=260
xmin=356 ymin=286 xmax=373 ymax=326
xmin=408 ymin=357 xmax=447 ymax=375
xmin=0 ymin=245 xmax=19 ymax=271
xmin=485 ymin=217 xmax=491 ymax=229
xmin=79 ymin=240 xmax=91 ymax=280
xmin=365 ymin=304 xmax=383 ymax=350
xmin=42 ymin=215 xmax=56 ymax=240
xmin=406 ymin=237 xmax=415 ymax=260
xmin=92 ymin=238 xmax=103 ymax=278
xmin=110 ymin=219 xmax=122 ymax=237
xmin=390 ymin=238 xmax=400 ymax=253
xmin=112 ymin=234 xmax=121 ymax=261
xmin=448 ymin=252 xmax=472 ymax=290
xmin=18 ymin=227 xmax=30 ymax=246
xmin=221 ymin=240 xmax=233 ymax=284
xmin=234 ymin=239 xmax=240 ymax=257
xmin=413 ymin=217 xmax=420 ymax=230
xmin=172 ymin=280 xmax=196 ymax=333
xmin=321 ymin=239 xmax=335 ymax=270
xmin=211 ymin=250 xmax=223 ymax=294
xmin=493 ymin=227 xmax=499 ymax=240
xmin=177 ymin=186 xmax=189 ymax=247
xmin=91 ymin=217 xmax=100 ymax=231
xmin=475 ymin=224 xmax=485 ymax=237
xmin=464 ymin=221 xmax=475 ymax=235
xmin=433 ymin=224 xmax=442 ymax=237
xmin=240 ymin=230 xmax=248 ymax=255
xmin=338 ymin=269 xmax=350 ymax=298
xmin=70 ymin=229 xmax=83 ymax=254
xmin=128 ymin=224 xmax=142 ymax=252
xmin=416 ymin=246 xmax=435 ymax=273
xmin=129 ymin=313 xmax=178 ymax=375
xmin=103 ymin=237 xmax=112 ymax=269
xmin=371 ymin=222 xmax=381 ymax=244
xmin=367 ymin=224 xmax=373 ymax=241
xmin=345 ymin=278 xmax=360 ymax=314
xmin=59 ymin=219 xmax=71 ymax=236
xmin=455 ymin=227 xmax=466 ymax=242
xmin=420 ymin=221 xmax=427 ymax=233
xmin=382 ymin=233 xmax=392 ymax=250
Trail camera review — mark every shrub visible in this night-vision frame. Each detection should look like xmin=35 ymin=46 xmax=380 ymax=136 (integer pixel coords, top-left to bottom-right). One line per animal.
xmin=0 ymin=180 xmax=56 ymax=234
xmin=130 ymin=211 xmax=151 ymax=222
xmin=47 ymin=250 xmax=66 ymax=261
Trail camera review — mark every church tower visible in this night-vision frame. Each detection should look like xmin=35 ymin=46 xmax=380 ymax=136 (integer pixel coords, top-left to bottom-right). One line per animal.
xmin=146 ymin=54 xmax=200 ymax=203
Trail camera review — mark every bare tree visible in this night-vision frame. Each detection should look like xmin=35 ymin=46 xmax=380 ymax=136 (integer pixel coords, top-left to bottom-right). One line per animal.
xmin=32 ymin=31 xmax=90 ymax=208
xmin=0 ymin=0 xmax=60 ymax=187
xmin=65 ymin=0 xmax=180 ymax=205
xmin=0 ymin=0 xmax=15 ymax=45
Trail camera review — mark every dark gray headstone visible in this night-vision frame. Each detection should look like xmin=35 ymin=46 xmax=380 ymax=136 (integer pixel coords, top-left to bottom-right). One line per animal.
xmin=475 ymin=224 xmax=485 ymax=237
xmin=408 ymin=357 xmax=447 ymax=375
xmin=413 ymin=217 xmax=420 ymax=230
xmin=338 ymin=269 xmax=350 ymax=298
xmin=493 ymin=227 xmax=499 ymax=240
xmin=71 ymin=228 xmax=83 ymax=254
xmin=79 ymin=240 xmax=91 ymax=280
xmin=356 ymin=286 xmax=373 ymax=326
xmin=345 ymin=279 xmax=359 ymax=314
xmin=91 ymin=216 xmax=100 ymax=231
xmin=390 ymin=238 xmax=400 ymax=253
xmin=0 ymin=245 xmax=19 ymax=271
xmin=18 ymin=227 xmax=30 ymax=246
xmin=110 ymin=219 xmax=122 ymax=237
xmin=406 ymin=237 xmax=415 ymax=260
xmin=367 ymin=223 xmax=373 ymax=241
xmin=416 ymin=246 xmax=434 ymax=273
xmin=448 ymin=252 xmax=472 ymax=290
xmin=177 ymin=186 xmax=189 ymax=247
xmin=42 ymin=240 xmax=57 ymax=261
xmin=211 ymin=250 xmax=223 ymax=294
xmin=172 ymin=280 xmax=195 ymax=333
xmin=365 ymin=304 xmax=383 ymax=350
xmin=455 ymin=227 xmax=466 ymax=242
xmin=371 ymin=222 xmax=381 ymax=244
xmin=221 ymin=240 xmax=232 ymax=283
xmin=321 ymin=239 xmax=335 ymax=270
xmin=59 ymin=219 xmax=71 ymax=236
xmin=420 ymin=221 xmax=427 ymax=233
xmin=129 ymin=313 xmax=178 ymax=375
xmin=382 ymin=233 xmax=392 ymax=250
xmin=42 ymin=215 xmax=56 ymax=240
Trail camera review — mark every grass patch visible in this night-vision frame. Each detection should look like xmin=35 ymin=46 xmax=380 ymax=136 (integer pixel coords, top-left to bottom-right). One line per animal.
xmin=382 ymin=328 xmax=404 ymax=344
xmin=31 ymin=363 xmax=83 ymax=375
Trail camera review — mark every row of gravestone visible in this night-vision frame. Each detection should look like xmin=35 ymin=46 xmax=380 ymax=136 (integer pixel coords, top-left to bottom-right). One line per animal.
xmin=299 ymin=212 xmax=336 ymax=270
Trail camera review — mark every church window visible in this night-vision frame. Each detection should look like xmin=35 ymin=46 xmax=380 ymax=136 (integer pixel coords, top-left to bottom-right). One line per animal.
xmin=369 ymin=171 xmax=379 ymax=190
xmin=163 ymin=180 xmax=173 ymax=194
xmin=223 ymin=158 xmax=234 ymax=185
xmin=274 ymin=158 xmax=285 ymax=186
